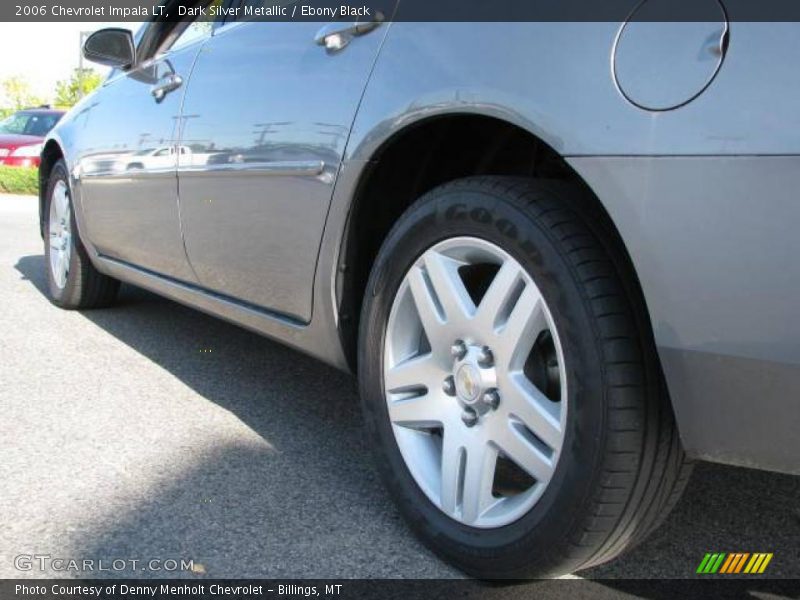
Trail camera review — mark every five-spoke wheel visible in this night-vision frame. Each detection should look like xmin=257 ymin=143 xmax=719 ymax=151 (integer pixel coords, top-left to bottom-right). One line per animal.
xmin=359 ymin=177 xmax=690 ymax=578
xmin=48 ymin=180 xmax=72 ymax=289
xmin=384 ymin=237 xmax=566 ymax=528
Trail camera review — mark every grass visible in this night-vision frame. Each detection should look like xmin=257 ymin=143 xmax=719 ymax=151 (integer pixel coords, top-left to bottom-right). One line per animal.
xmin=0 ymin=166 xmax=39 ymax=195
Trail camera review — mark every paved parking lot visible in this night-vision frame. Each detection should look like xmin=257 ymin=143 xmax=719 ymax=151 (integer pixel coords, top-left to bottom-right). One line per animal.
xmin=1 ymin=194 xmax=798 ymax=585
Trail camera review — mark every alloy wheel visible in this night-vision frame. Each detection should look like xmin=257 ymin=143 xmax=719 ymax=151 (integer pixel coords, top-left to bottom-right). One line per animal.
xmin=48 ymin=180 xmax=72 ymax=289
xmin=383 ymin=237 xmax=567 ymax=528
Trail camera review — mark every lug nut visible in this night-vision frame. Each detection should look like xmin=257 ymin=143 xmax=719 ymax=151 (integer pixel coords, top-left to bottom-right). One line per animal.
xmin=461 ymin=408 xmax=478 ymax=427
xmin=450 ymin=339 xmax=467 ymax=361
xmin=477 ymin=346 xmax=494 ymax=368
xmin=482 ymin=388 xmax=500 ymax=410
xmin=442 ymin=375 xmax=456 ymax=396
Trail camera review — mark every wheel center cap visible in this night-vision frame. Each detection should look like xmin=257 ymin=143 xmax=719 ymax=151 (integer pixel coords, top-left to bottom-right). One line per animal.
xmin=455 ymin=363 xmax=482 ymax=404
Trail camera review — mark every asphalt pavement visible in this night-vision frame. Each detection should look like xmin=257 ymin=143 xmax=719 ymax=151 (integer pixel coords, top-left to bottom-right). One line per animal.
xmin=1 ymin=194 xmax=798 ymax=587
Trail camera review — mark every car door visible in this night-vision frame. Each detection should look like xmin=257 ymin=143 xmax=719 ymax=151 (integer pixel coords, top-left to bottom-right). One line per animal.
xmin=76 ymin=14 xmax=217 ymax=282
xmin=176 ymin=1 xmax=395 ymax=322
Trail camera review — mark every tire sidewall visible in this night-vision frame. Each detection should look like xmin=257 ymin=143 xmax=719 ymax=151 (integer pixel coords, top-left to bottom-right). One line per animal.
xmin=358 ymin=182 xmax=608 ymax=576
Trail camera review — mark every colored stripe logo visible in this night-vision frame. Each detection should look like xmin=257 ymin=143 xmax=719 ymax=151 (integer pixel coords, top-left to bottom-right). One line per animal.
xmin=697 ymin=553 xmax=773 ymax=574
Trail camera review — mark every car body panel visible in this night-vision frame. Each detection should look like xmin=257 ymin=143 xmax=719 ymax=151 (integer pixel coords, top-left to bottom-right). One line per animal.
xmin=176 ymin=19 xmax=391 ymax=322
xmin=569 ymin=155 xmax=800 ymax=474
xmin=659 ymin=348 xmax=800 ymax=473
xmin=345 ymin=22 xmax=800 ymax=161
xmin=71 ymin=40 xmax=205 ymax=283
xmin=45 ymin=20 xmax=800 ymax=474
xmin=335 ymin=22 xmax=800 ymax=474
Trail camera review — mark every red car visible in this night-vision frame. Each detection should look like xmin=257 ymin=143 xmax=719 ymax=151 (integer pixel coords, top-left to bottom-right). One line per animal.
xmin=0 ymin=108 xmax=65 ymax=168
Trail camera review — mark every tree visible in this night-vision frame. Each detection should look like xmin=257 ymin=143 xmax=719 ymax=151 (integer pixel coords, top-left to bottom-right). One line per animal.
xmin=1 ymin=76 xmax=43 ymax=111
xmin=54 ymin=68 xmax=104 ymax=108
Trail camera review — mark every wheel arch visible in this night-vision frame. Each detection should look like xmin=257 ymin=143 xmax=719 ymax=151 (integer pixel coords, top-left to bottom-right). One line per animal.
xmin=336 ymin=113 xmax=659 ymax=386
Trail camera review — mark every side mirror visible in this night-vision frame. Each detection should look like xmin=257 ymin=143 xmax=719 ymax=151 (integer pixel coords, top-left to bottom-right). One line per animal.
xmin=83 ymin=28 xmax=136 ymax=69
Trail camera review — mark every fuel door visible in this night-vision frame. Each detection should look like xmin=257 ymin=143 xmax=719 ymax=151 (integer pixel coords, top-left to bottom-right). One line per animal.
xmin=613 ymin=0 xmax=729 ymax=111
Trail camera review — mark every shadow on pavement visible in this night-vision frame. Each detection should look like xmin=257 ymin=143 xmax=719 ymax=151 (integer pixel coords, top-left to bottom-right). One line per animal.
xmin=13 ymin=254 xmax=800 ymax=585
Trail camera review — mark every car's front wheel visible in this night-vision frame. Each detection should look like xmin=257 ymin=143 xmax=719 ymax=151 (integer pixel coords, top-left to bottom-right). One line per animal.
xmin=358 ymin=176 xmax=692 ymax=578
xmin=44 ymin=159 xmax=119 ymax=309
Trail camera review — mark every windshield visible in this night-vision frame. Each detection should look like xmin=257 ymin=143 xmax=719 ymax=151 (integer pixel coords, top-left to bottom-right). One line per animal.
xmin=0 ymin=112 xmax=61 ymax=137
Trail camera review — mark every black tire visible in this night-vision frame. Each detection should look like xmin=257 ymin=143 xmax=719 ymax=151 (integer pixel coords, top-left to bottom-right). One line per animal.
xmin=44 ymin=159 xmax=120 ymax=309
xmin=358 ymin=176 xmax=692 ymax=578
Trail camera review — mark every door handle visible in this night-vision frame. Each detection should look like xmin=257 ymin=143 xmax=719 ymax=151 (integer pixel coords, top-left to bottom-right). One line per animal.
xmin=151 ymin=73 xmax=183 ymax=102
xmin=314 ymin=16 xmax=383 ymax=51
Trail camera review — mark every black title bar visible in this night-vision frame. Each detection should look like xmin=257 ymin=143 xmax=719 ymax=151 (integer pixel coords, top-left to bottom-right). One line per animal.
xmin=6 ymin=0 xmax=800 ymax=22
